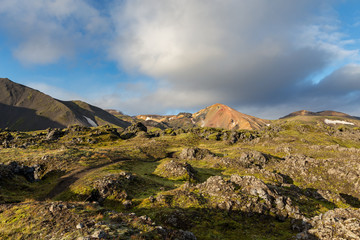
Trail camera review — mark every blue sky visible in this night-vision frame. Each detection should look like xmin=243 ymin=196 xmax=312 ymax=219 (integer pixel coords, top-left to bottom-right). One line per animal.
xmin=0 ymin=0 xmax=360 ymax=118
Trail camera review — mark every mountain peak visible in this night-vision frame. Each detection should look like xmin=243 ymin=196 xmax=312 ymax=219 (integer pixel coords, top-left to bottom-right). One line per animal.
xmin=193 ymin=103 xmax=268 ymax=130
xmin=205 ymin=103 xmax=233 ymax=110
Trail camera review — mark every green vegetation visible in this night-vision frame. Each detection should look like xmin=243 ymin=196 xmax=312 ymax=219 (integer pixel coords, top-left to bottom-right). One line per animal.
xmin=0 ymin=118 xmax=360 ymax=239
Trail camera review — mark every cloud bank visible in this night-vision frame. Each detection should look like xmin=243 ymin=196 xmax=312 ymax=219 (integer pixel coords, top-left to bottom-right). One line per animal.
xmin=1 ymin=0 xmax=360 ymax=118
xmin=106 ymin=0 xmax=360 ymax=117
xmin=0 ymin=0 xmax=109 ymax=64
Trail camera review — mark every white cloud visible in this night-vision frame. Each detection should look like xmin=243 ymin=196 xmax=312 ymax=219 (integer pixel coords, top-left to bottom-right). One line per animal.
xmin=105 ymin=0 xmax=360 ymax=116
xmin=0 ymin=0 xmax=109 ymax=65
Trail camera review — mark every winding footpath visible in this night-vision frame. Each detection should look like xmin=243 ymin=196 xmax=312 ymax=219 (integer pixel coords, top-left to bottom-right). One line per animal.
xmin=40 ymin=158 xmax=128 ymax=200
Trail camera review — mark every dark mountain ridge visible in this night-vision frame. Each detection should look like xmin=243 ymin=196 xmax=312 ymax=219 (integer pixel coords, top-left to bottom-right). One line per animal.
xmin=0 ymin=78 xmax=130 ymax=131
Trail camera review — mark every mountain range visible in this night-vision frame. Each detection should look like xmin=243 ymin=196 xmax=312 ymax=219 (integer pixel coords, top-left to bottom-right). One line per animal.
xmin=136 ymin=103 xmax=269 ymax=130
xmin=0 ymin=78 xmax=359 ymax=131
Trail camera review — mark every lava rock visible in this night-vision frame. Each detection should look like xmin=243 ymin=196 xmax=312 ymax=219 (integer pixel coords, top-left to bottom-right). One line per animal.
xmin=46 ymin=128 xmax=64 ymax=141
xmin=126 ymin=122 xmax=147 ymax=133
xmin=298 ymin=208 xmax=360 ymax=240
xmin=91 ymin=230 xmax=107 ymax=239
xmin=179 ymin=147 xmax=214 ymax=160
xmin=155 ymin=160 xmax=197 ymax=180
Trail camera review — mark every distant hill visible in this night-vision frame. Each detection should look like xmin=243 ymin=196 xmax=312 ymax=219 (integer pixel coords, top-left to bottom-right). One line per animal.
xmin=0 ymin=78 xmax=130 ymax=131
xmin=281 ymin=110 xmax=351 ymax=119
xmin=135 ymin=103 xmax=269 ymax=130
xmin=279 ymin=109 xmax=360 ymax=127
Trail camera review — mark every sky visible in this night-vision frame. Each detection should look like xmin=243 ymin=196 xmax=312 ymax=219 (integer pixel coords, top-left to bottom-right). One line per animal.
xmin=1 ymin=0 xmax=360 ymax=119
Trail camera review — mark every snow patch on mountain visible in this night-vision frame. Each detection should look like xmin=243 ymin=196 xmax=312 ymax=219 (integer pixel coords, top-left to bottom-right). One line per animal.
xmin=324 ymin=119 xmax=354 ymax=125
xmin=84 ymin=116 xmax=97 ymax=127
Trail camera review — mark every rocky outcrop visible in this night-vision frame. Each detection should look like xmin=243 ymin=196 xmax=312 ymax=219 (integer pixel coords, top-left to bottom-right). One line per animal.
xmin=46 ymin=128 xmax=64 ymax=141
xmin=197 ymin=175 xmax=301 ymax=220
xmin=151 ymin=175 xmax=302 ymax=221
xmin=89 ymin=172 xmax=136 ymax=203
xmin=297 ymin=208 xmax=360 ymax=240
xmin=222 ymin=131 xmax=242 ymax=144
xmin=179 ymin=147 xmax=214 ymax=160
xmin=121 ymin=122 xmax=148 ymax=139
xmin=220 ymin=150 xmax=269 ymax=169
xmin=154 ymin=160 xmax=197 ymax=181
xmin=1 ymin=132 xmax=13 ymax=148
xmin=280 ymin=154 xmax=360 ymax=198
xmin=0 ymin=161 xmax=42 ymax=182
xmin=126 ymin=122 xmax=147 ymax=133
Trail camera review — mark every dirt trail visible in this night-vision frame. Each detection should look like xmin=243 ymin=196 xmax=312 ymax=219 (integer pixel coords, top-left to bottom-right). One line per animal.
xmin=40 ymin=159 xmax=127 ymax=200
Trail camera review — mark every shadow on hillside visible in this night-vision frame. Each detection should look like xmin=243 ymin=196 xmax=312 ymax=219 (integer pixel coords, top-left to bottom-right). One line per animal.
xmin=340 ymin=193 xmax=360 ymax=208
xmin=60 ymin=100 xmax=131 ymax=128
xmin=277 ymin=173 xmax=294 ymax=184
xmin=0 ymin=103 xmax=65 ymax=131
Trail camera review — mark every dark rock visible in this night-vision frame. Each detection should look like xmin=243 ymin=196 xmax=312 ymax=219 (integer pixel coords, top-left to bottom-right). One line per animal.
xmin=2 ymin=140 xmax=10 ymax=148
xmin=120 ymin=132 xmax=136 ymax=139
xmin=174 ymin=230 xmax=197 ymax=239
xmin=68 ymin=125 xmax=89 ymax=132
xmin=91 ymin=230 xmax=107 ymax=239
xmin=90 ymin=173 xmax=136 ymax=202
xmin=126 ymin=122 xmax=147 ymax=133
xmin=149 ymin=196 xmax=156 ymax=203
xmin=223 ymin=131 xmax=241 ymax=144
xmin=46 ymin=128 xmax=64 ymax=141
xmin=122 ymin=200 xmax=132 ymax=209
xmin=179 ymin=147 xmax=214 ymax=160
xmin=7 ymin=161 xmax=42 ymax=182
xmin=0 ymin=164 xmax=13 ymax=181
xmin=4 ymin=133 xmax=13 ymax=141
xmin=238 ymin=150 xmax=268 ymax=168
xmin=48 ymin=203 xmax=68 ymax=213
xmin=120 ymin=122 xmax=149 ymax=139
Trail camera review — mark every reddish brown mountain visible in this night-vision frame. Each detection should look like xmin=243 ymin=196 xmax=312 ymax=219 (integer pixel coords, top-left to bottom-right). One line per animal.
xmin=135 ymin=104 xmax=268 ymax=130
xmin=192 ymin=103 xmax=269 ymax=130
